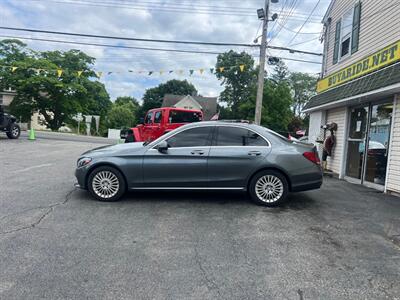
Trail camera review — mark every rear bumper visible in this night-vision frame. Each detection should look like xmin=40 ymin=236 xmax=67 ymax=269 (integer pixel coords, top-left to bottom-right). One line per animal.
xmin=291 ymin=179 xmax=322 ymax=192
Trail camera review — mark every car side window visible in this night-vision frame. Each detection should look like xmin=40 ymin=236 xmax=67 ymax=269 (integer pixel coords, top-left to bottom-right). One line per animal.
xmin=145 ymin=112 xmax=154 ymax=124
xmin=216 ymin=127 xmax=269 ymax=147
xmin=154 ymin=111 xmax=162 ymax=124
xmin=166 ymin=127 xmax=212 ymax=148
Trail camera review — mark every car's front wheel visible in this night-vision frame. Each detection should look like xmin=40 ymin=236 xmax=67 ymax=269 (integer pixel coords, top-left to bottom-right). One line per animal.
xmin=6 ymin=123 xmax=20 ymax=139
xmin=88 ymin=166 xmax=126 ymax=201
xmin=249 ymin=170 xmax=288 ymax=207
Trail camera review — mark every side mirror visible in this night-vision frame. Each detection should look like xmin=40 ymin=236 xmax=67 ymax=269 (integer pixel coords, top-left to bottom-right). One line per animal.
xmin=139 ymin=117 xmax=144 ymax=124
xmin=156 ymin=140 xmax=169 ymax=153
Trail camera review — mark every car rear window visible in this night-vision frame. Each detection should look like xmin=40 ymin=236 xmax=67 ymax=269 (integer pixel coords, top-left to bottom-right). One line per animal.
xmin=215 ymin=126 xmax=269 ymax=147
xmin=169 ymin=110 xmax=202 ymax=123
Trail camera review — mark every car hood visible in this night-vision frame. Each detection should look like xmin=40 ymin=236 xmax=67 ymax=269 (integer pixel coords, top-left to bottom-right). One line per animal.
xmin=81 ymin=142 xmax=145 ymax=156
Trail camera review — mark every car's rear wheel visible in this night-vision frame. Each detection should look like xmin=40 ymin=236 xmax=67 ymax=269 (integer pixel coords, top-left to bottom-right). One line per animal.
xmin=249 ymin=170 xmax=288 ymax=207
xmin=6 ymin=123 xmax=20 ymax=139
xmin=88 ymin=166 xmax=126 ymax=201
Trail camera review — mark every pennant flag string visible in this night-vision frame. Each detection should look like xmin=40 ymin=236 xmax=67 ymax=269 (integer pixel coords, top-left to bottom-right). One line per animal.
xmin=0 ymin=64 xmax=249 ymax=78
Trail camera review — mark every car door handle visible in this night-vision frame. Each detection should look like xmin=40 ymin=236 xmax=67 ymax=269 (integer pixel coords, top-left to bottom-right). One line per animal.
xmin=191 ymin=150 xmax=205 ymax=155
xmin=248 ymin=151 xmax=261 ymax=156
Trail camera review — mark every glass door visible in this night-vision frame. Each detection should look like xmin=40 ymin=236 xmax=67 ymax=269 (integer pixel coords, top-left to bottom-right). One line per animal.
xmin=346 ymin=106 xmax=369 ymax=180
xmin=364 ymin=103 xmax=393 ymax=185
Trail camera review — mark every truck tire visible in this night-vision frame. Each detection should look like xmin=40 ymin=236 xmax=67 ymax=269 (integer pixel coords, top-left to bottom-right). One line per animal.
xmin=6 ymin=123 xmax=20 ymax=139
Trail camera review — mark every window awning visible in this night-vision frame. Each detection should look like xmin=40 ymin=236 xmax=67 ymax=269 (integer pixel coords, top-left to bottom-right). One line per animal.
xmin=304 ymin=62 xmax=400 ymax=112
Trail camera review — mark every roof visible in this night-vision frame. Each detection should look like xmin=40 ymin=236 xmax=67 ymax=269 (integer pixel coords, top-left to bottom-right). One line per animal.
xmin=304 ymin=62 xmax=400 ymax=111
xmin=162 ymin=94 xmax=217 ymax=120
xmin=322 ymin=0 xmax=336 ymax=24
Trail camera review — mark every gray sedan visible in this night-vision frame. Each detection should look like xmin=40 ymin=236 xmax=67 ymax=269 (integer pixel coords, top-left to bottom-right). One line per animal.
xmin=75 ymin=121 xmax=322 ymax=206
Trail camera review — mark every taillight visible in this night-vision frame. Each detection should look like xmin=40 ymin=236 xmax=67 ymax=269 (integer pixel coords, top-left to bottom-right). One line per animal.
xmin=303 ymin=151 xmax=320 ymax=165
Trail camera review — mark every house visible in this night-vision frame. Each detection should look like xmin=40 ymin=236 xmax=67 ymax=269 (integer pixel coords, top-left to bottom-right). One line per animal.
xmin=1 ymin=89 xmax=53 ymax=131
xmin=162 ymin=94 xmax=218 ymax=120
xmin=304 ymin=0 xmax=400 ymax=195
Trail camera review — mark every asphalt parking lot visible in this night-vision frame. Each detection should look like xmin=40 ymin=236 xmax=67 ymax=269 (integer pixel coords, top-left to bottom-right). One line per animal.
xmin=1 ymin=136 xmax=400 ymax=300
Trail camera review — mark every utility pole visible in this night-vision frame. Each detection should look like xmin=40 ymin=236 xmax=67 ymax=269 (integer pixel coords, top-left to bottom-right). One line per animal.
xmin=254 ymin=0 xmax=270 ymax=125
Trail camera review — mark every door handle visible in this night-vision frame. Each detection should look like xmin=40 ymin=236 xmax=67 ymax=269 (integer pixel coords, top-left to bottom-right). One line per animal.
xmin=191 ymin=150 xmax=205 ymax=155
xmin=248 ymin=151 xmax=261 ymax=156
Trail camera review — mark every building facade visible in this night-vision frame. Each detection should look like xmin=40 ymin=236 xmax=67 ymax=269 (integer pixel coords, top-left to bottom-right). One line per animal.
xmin=305 ymin=0 xmax=400 ymax=195
xmin=162 ymin=94 xmax=217 ymax=120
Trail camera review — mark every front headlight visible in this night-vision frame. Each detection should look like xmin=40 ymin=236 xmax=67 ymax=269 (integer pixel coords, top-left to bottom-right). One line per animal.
xmin=77 ymin=157 xmax=92 ymax=168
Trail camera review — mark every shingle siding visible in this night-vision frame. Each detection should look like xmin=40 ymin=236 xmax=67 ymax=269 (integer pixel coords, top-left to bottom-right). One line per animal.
xmin=387 ymin=96 xmax=400 ymax=193
xmin=326 ymin=107 xmax=346 ymax=174
xmin=325 ymin=0 xmax=400 ymax=75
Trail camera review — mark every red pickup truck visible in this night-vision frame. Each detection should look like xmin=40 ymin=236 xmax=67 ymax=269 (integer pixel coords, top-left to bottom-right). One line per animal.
xmin=122 ymin=107 xmax=203 ymax=143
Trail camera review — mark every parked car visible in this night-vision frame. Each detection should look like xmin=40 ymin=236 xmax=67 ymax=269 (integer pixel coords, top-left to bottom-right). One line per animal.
xmin=0 ymin=106 xmax=20 ymax=139
xmin=121 ymin=107 xmax=203 ymax=143
xmin=75 ymin=121 xmax=323 ymax=206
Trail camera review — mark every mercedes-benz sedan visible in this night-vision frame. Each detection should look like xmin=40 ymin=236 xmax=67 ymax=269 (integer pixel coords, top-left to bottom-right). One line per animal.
xmin=75 ymin=121 xmax=322 ymax=206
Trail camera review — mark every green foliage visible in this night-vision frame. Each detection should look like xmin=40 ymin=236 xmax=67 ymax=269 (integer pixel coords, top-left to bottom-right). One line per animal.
xmin=215 ymin=50 xmax=257 ymax=118
xmin=140 ymin=79 xmax=197 ymax=117
xmin=0 ymin=40 xmax=110 ymax=131
xmin=238 ymin=79 xmax=293 ymax=132
xmin=114 ymin=96 xmax=139 ymax=107
xmin=271 ymin=60 xmax=289 ymax=83
xmin=107 ymin=101 xmax=137 ymax=129
xmin=288 ymin=72 xmax=317 ymax=117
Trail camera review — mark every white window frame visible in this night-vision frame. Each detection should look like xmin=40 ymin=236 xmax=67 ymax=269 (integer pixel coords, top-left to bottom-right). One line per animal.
xmin=338 ymin=7 xmax=354 ymax=62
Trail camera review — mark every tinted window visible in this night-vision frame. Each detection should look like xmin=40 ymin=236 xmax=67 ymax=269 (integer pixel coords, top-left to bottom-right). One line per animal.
xmin=216 ymin=127 xmax=269 ymax=146
xmin=145 ymin=112 xmax=153 ymax=124
xmin=167 ymin=127 xmax=212 ymax=148
xmin=169 ymin=110 xmax=202 ymax=123
xmin=154 ymin=111 xmax=162 ymax=123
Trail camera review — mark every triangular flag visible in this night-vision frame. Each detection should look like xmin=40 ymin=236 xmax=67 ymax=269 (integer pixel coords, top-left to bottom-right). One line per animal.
xmin=169 ymin=70 xmax=173 ymax=74
xmin=209 ymin=68 xmax=214 ymax=73
xmin=148 ymin=71 xmax=153 ymax=75
xmin=239 ymin=64 xmax=245 ymax=72
xmin=11 ymin=66 xmax=18 ymax=72
xmin=178 ymin=70 xmax=183 ymax=75
xmin=159 ymin=70 xmax=164 ymax=75
xmin=96 ymin=71 xmax=103 ymax=78
xmin=57 ymin=69 xmax=63 ymax=77
xmin=77 ymin=71 xmax=83 ymax=77
xmin=199 ymin=69 xmax=204 ymax=74
xmin=189 ymin=70 xmax=194 ymax=75
xmin=107 ymin=71 xmax=113 ymax=75
xmin=219 ymin=67 xmax=225 ymax=72
xmin=128 ymin=69 xmax=133 ymax=73
xmin=138 ymin=70 xmax=143 ymax=74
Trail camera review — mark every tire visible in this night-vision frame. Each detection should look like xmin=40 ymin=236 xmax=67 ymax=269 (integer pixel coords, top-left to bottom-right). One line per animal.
xmin=248 ymin=170 xmax=289 ymax=207
xmin=88 ymin=166 xmax=126 ymax=202
xmin=6 ymin=123 xmax=20 ymax=139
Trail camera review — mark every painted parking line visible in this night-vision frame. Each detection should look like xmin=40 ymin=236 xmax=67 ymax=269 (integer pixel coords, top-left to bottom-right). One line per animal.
xmin=13 ymin=163 xmax=53 ymax=174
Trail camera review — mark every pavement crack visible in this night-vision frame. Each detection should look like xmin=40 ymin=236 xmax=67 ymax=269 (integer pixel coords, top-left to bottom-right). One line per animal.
xmin=193 ymin=243 xmax=224 ymax=299
xmin=0 ymin=187 xmax=76 ymax=235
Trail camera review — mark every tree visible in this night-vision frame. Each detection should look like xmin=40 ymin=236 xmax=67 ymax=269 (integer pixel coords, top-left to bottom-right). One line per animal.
xmin=114 ymin=96 xmax=139 ymax=107
xmin=0 ymin=39 xmax=110 ymax=131
xmin=238 ymin=79 xmax=293 ymax=132
xmin=288 ymin=72 xmax=317 ymax=117
xmin=107 ymin=101 xmax=137 ymax=129
xmin=271 ymin=59 xmax=289 ymax=83
xmin=140 ymin=79 xmax=197 ymax=116
xmin=215 ymin=50 xmax=257 ymax=118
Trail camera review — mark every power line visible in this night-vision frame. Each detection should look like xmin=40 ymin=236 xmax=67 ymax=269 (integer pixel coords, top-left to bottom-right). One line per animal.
xmin=0 ymin=26 xmax=259 ymax=47
xmin=0 ymin=35 xmax=323 ymax=65
xmin=287 ymin=0 xmax=322 ymax=46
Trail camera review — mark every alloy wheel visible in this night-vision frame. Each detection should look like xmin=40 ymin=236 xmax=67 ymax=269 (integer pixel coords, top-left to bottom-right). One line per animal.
xmin=12 ymin=126 xmax=19 ymax=137
xmin=255 ymin=175 xmax=284 ymax=203
xmin=92 ymin=170 xmax=120 ymax=199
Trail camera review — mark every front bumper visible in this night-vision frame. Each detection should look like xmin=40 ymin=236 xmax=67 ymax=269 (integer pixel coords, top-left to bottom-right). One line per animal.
xmin=75 ymin=167 xmax=88 ymax=189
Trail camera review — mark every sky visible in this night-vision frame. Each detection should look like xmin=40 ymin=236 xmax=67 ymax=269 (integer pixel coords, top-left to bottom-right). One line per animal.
xmin=0 ymin=0 xmax=331 ymax=102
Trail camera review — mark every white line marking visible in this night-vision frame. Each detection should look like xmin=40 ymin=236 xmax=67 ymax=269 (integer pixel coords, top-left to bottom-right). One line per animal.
xmin=13 ymin=163 xmax=53 ymax=174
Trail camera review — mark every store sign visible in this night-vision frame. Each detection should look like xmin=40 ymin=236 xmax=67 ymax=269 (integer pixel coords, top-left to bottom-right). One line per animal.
xmin=317 ymin=40 xmax=400 ymax=93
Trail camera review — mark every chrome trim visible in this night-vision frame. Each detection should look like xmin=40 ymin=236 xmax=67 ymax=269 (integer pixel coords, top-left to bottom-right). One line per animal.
xmin=130 ymin=187 xmax=245 ymax=190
